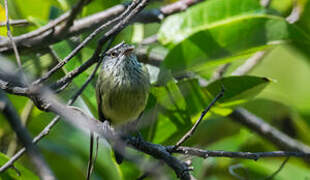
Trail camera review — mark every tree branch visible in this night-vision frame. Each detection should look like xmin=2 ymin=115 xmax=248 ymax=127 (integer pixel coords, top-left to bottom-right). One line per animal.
xmin=0 ymin=19 xmax=29 ymax=27
xmin=41 ymin=92 xmax=191 ymax=180
xmin=0 ymin=0 xmax=202 ymax=54
xmin=32 ymin=0 xmax=141 ymax=86
xmin=0 ymin=41 xmax=113 ymax=174
xmin=4 ymin=0 xmax=22 ymax=72
xmin=229 ymin=108 xmax=310 ymax=153
xmin=231 ymin=51 xmax=267 ymax=76
xmin=169 ymin=146 xmax=310 ymax=159
xmin=175 ymin=86 xmax=225 ymax=147
xmin=0 ymin=91 xmax=55 ymax=180
xmin=265 ymin=157 xmax=289 ymax=180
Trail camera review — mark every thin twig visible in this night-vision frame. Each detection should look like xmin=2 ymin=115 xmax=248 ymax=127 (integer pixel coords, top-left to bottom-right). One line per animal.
xmin=265 ymin=157 xmax=289 ymax=180
xmin=1 ymin=12 xmax=70 ymax=47
xmin=86 ymin=132 xmax=94 ymax=180
xmin=7 ymin=100 xmax=34 ymax=156
xmin=169 ymin=146 xmax=310 ymax=159
xmin=260 ymin=0 xmax=272 ymax=8
xmin=4 ymin=0 xmax=22 ymax=72
xmin=0 ymin=39 xmax=114 ymax=174
xmin=0 ymin=19 xmax=29 ymax=27
xmin=228 ymin=164 xmax=246 ymax=180
xmin=140 ymin=34 xmax=158 ymax=45
xmin=62 ymin=0 xmax=88 ymax=30
xmin=175 ymin=86 xmax=225 ymax=147
xmin=0 ymin=78 xmax=28 ymax=96
xmin=50 ymin=0 xmax=151 ymax=91
xmin=211 ymin=63 xmax=231 ymax=81
xmin=231 ymin=51 xmax=267 ymax=76
xmin=0 ymin=91 xmax=55 ymax=180
xmin=84 ymin=40 xmax=112 ymax=179
xmin=0 ymin=0 xmax=202 ymax=54
xmin=32 ymin=0 xmax=140 ymax=86
xmin=286 ymin=0 xmax=301 ymax=24
xmin=35 ymin=94 xmax=192 ymax=180
xmin=229 ymin=108 xmax=310 ymax=153
xmin=91 ymin=136 xmax=100 ymax=173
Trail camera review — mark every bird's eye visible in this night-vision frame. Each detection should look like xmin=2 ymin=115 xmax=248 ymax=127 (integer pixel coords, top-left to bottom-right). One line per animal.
xmin=110 ymin=52 xmax=118 ymax=57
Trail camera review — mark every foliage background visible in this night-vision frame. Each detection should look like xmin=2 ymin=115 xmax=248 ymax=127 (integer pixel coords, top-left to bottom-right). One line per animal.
xmin=1 ymin=0 xmax=310 ymax=179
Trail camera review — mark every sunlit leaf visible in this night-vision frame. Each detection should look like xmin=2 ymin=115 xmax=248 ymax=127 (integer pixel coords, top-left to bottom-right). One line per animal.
xmin=158 ymin=0 xmax=310 ymax=74
xmin=145 ymin=76 xmax=269 ymax=144
xmin=0 ymin=152 xmax=39 ymax=180
xmin=205 ymin=75 xmax=271 ymax=107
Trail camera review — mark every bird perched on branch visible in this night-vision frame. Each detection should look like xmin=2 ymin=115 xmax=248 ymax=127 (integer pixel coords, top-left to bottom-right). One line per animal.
xmin=95 ymin=42 xmax=150 ymax=164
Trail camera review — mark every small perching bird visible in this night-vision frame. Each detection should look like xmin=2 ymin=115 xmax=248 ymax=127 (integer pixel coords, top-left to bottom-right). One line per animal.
xmin=95 ymin=42 xmax=150 ymax=163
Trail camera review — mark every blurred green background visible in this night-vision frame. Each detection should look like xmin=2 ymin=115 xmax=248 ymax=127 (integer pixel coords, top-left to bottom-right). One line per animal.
xmin=1 ymin=0 xmax=310 ymax=179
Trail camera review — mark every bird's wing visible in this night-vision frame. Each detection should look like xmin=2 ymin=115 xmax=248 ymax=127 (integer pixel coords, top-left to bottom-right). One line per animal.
xmin=95 ymin=79 xmax=106 ymax=122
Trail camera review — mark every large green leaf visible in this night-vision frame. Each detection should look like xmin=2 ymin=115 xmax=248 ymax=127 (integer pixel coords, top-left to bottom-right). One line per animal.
xmin=143 ymin=76 xmax=269 ymax=144
xmin=159 ymin=0 xmax=265 ymax=46
xmin=0 ymin=152 xmax=39 ymax=180
xmin=158 ymin=0 xmax=310 ymax=73
xmin=205 ymin=76 xmax=271 ymax=107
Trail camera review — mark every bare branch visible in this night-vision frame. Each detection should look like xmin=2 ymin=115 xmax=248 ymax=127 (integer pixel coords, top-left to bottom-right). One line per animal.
xmin=0 ymin=0 xmax=92 ymax=52
xmin=4 ymin=0 xmax=22 ymax=72
xmin=260 ymin=0 xmax=272 ymax=8
xmin=228 ymin=164 xmax=247 ymax=180
xmin=0 ymin=12 xmax=70 ymax=50
xmin=231 ymin=51 xmax=267 ymax=76
xmin=135 ymin=45 xmax=164 ymax=67
xmin=62 ymin=0 xmax=89 ymax=30
xmin=0 ymin=0 xmax=202 ymax=54
xmin=0 ymin=91 xmax=55 ymax=180
xmin=43 ymin=96 xmax=191 ymax=180
xmin=265 ymin=157 xmax=289 ymax=180
xmin=229 ymin=108 xmax=310 ymax=153
xmin=0 ymin=78 xmax=29 ymax=96
xmin=48 ymin=0 xmax=151 ymax=91
xmin=211 ymin=63 xmax=231 ymax=81
xmin=286 ymin=0 xmax=302 ymax=24
xmin=169 ymin=146 xmax=310 ymax=159
xmin=0 ymin=19 xmax=29 ymax=27
xmin=175 ymin=86 xmax=225 ymax=147
xmin=7 ymin=100 xmax=34 ymax=156
xmin=160 ymin=0 xmax=202 ymax=16
xmin=0 ymin=41 xmax=113 ymax=174
xmin=32 ymin=0 xmax=142 ymax=86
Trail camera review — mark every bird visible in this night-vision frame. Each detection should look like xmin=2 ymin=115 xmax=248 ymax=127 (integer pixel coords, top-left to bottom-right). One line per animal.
xmin=95 ymin=42 xmax=150 ymax=164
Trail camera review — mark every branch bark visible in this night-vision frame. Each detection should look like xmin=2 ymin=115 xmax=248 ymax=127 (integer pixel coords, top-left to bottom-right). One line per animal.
xmin=229 ymin=108 xmax=310 ymax=153
xmin=0 ymin=91 xmax=55 ymax=180
xmin=0 ymin=0 xmax=202 ymax=54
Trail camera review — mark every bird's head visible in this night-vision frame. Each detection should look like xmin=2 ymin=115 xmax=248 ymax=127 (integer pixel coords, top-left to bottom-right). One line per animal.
xmin=105 ymin=43 xmax=135 ymax=62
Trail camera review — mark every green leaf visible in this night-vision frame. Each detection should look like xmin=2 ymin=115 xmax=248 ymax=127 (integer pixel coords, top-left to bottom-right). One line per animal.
xmin=205 ymin=76 xmax=271 ymax=107
xmin=158 ymin=0 xmax=264 ymax=46
xmin=158 ymin=0 xmax=310 ymax=73
xmin=243 ymin=158 xmax=310 ymax=180
xmin=143 ymin=76 xmax=269 ymax=144
xmin=0 ymin=152 xmax=39 ymax=180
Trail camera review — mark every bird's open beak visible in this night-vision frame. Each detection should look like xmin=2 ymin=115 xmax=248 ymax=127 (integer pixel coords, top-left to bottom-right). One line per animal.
xmin=124 ymin=46 xmax=134 ymax=55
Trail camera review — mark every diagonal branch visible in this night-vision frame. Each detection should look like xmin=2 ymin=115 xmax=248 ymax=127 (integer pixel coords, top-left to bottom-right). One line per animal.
xmin=0 ymin=0 xmax=202 ymax=54
xmin=0 ymin=40 xmax=112 ymax=174
xmin=229 ymin=108 xmax=310 ymax=153
xmin=0 ymin=91 xmax=55 ymax=180
xmin=32 ymin=0 xmax=141 ymax=86
xmin=4 ymin=0 xmax=22 ymax=72
xmin=175 ymin=86 xmax=225 ymax=147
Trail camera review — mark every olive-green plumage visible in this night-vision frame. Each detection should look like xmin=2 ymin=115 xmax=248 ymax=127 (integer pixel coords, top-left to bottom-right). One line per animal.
xmin=95 ymin=43 xmax=150 ymax=164
xmin=96 ymin=43 xmax=150 ymax=125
